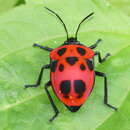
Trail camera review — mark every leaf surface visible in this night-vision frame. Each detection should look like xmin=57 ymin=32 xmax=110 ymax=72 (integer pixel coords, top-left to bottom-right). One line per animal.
xmin=0 ymin=0 xmax=130 ymax=130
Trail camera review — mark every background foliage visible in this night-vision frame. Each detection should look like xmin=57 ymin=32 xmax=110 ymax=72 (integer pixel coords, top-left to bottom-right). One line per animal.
xmin=0 ymin=0 xmax=130 ymax=130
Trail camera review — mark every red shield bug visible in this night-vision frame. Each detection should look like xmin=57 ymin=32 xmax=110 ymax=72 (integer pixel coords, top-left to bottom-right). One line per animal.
xmin=25 ymin=7 xmax=117 ymax=122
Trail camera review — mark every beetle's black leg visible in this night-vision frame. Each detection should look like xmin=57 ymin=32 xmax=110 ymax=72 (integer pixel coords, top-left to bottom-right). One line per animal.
xmin=89 ymin=39 xmax=102 ymax=49
xmin=25 ymin=64 xmax=50 ymax=88
xmin=45 ymin=81 xmax=59 ymax=122
xmin=95 ymin=71 xmax=117 ymax=111
xmin=33 ymin=43 xmax=53 ymax=51
xmin=94 ymin=51 xmax=110 ymax=63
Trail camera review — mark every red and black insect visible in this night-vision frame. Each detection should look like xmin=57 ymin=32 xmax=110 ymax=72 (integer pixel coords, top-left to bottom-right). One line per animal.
xmin=25 ymin=7 xmax=117 ymax=122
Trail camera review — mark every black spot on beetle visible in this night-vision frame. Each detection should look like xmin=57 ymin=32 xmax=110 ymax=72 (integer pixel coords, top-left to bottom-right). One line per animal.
xmin=86 ymin=59 xmax=94 ymax=71
xmin=57 ymin=48 xmax=67 ymax=56
xmin=66 ymin=57 xmax=78 ymax=65
xmin=77 ymin=47 xmax=86 ymax=56
xmin=51 ymin=60 xmax=58 ymax=72
xmin=59 ymin=64 xmax=64 ymax=72
xmin=80 ymin=64 xmax=86 ymax=71
xmin=64 ymin=95 xmax=69 ymax=98
xmin=60 ymin=80 xmax=71 ymax=95
xmin=74 ymin=80 xmax=86 ymax=98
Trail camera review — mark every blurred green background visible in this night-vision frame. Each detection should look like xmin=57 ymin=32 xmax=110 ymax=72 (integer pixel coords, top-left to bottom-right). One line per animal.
xmin=0 ymin=0 xmax=130 ymax=130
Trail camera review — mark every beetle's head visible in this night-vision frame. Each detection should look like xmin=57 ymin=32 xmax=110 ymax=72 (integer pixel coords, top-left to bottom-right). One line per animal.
xmin=64 ymin=37 xmax=80 ymax=45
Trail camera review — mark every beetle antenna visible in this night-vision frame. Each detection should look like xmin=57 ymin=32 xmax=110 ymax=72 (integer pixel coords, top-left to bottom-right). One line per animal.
xmin=45 ymin=7 xmax=69 ymax=40
xmin=75 ymin=12 xmax=94 ymax=40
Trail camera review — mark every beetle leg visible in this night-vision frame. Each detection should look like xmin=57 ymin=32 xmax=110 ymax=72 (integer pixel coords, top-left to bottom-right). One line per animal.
xmin=45 ymin=81 xmax=59 ymax=122
xmin=94 ymin=51 xmax=110 ymax=63
xmin=89 ymin=39 xmax=102 ymax=49
xmin=95 ymin=71 xmax=117 ymax=111
xmin=33 ymin=43 xmax=53 ymax=51
xmin=25 ymin=64 xmax=50 ymax=88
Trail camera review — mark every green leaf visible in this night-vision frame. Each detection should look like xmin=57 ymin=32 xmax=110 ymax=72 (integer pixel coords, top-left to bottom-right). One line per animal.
xmin=25 ymin=0 xmax=43 ymax=5
xmin=98 ymin=90 xmax=130 ymax=130
xmin=0 ymin=0 xmax=22 ymax=13
xmin=108 ymin=0 xmax=130 ymax=16
xmin=0 ymin=0 xmax=130 ymax=129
